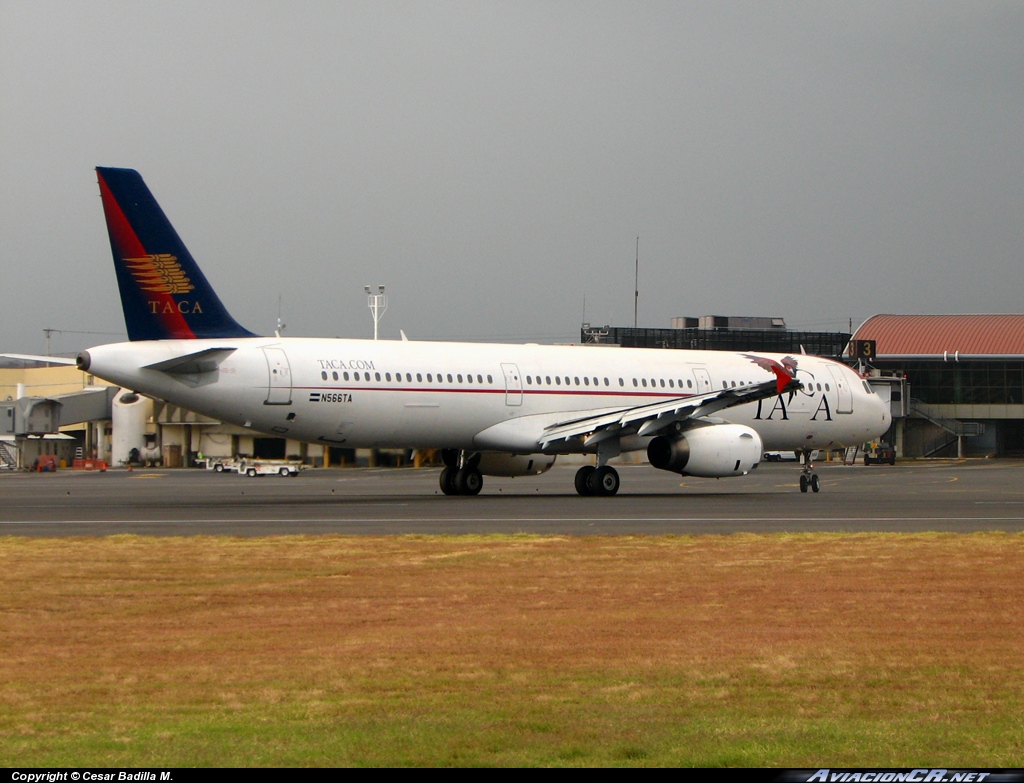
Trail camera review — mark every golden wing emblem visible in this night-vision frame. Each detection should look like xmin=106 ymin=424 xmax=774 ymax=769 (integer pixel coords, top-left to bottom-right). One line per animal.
xmin=123 ymin=254 xmax=195 ymax=295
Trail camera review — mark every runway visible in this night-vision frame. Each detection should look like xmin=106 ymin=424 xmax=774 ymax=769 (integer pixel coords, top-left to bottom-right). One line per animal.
xmin=3 ymin=459 xmax=1024 ymax=536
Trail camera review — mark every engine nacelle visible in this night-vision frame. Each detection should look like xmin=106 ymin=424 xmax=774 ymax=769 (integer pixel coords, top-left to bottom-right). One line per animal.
xmin=476 ymin=452 xmax=556 ymax=477
xmin=647 ymin=424 xmax=763 ymax=477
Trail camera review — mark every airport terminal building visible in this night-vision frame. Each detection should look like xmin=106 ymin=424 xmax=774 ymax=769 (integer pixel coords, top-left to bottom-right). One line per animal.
xmin=852 ymin=314 xmax=1024 ymax=457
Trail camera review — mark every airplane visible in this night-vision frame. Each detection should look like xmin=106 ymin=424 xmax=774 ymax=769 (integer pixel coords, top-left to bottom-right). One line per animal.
xmin=76 ymin=167 xmax=892 ymax=496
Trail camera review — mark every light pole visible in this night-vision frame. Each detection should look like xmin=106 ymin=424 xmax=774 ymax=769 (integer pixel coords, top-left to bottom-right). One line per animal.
xmin=365 ymin=285 xmax=387 ymax=340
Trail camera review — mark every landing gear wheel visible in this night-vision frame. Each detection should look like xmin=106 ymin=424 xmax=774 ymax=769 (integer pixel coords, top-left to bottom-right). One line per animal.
xmin=810 ymin=474 xmax=820 ymax=493
xmin=799 ymin=474 xmax=808 ymax=493
xmin=591 ymin=466 xmax=620 ymax=496
xmin=439 ymin=467 xmax=458 ymax=496
xmin=454 ymin=468 xmax=483 ymax=496
xmin=575 ymin=466 xmax=596 ymax=496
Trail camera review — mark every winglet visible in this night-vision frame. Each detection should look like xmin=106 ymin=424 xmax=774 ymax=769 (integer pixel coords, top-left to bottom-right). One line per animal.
xmin=769 ymin=363 xmax=792 ymax=394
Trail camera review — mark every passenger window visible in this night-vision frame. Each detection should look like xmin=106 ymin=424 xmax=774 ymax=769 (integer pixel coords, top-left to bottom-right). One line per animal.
xmin=619 ymin=378 xmax=624 ymax=386
xmin=632 ymin=378 xmax=638 ymax=387
xmin=574 ymin=377 xmax=580 ymax=385
xmin=660 ymin=379 xmax=665 ymax=388
xmin=467 ymin=374 xmax=474 ymax=384
xmin=825 ymin=383 xmax=830 ymax=391
xmin=565 ymin=377 xmax=570 ymax=385
xmin=604 ymin=378 xmax=610 ymax=386
xmin=583 ymin=377 xmax=590 ymax=386
xmin=526 ymin=376 xmax=532 ymax=385
xmin=417 ymin=373 xmax=422 ymax=382
xmin=321 ymin=371 xmax=328 ymax=381
xmin=374 ymin=372 xmax=381 ymax=381
xmin=447 ymin=374 xmax=453 ymax=383
xmin=344 ymin=372 xmax=350 ymax=381
xmin=546 ymin=376 xmax=551 ymax=384
xmin=555 ymin=376 xmax=561 ymax=385
xmin=487 ymin=375 xmax=493 ymax=383
xmin=687 ymin=380 xmax=693 ymax=388
xmin=478 ymin=375 xmax=483 ymax=383
xmin=642 ymin=379 xmax=648 ymax=387
xmin=457 ymin=374 xmax=463 ymax=383
xmin=385 ymin=373 xmax=392 ymax=382
xmin=354 ymin=372 xmax=360 ymax=381
xmin=426 ymin=373 xmax=432 ymax=382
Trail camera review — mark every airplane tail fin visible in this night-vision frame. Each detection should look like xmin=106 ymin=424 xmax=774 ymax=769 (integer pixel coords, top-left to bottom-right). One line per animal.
xmin=96 ymin=167 xmax=256 ymax=341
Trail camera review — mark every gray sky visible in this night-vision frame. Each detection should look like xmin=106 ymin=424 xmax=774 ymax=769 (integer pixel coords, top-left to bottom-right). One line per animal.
xmin=2 ymin=1 xmax=1023 ymax=357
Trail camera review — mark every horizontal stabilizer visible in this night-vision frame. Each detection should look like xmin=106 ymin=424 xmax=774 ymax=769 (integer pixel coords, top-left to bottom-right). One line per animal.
xmin=143 ymin=347 xmax=236 ymax=375
xmin=0 ymin=353 xmax=78 ymax=366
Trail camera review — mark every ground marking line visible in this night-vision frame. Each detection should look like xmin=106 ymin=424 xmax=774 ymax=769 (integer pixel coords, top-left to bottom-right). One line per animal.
xmin=4 ymin=516 xmax=1024 ymax=526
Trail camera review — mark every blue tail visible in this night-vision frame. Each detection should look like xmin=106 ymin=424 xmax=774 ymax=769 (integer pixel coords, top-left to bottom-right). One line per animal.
xmin=96 ymin=167 xmax=256 ymax=341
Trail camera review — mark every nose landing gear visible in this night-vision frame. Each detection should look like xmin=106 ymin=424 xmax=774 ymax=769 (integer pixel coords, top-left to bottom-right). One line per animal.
xmin=798 ymin=449 xmax=820 ymax=493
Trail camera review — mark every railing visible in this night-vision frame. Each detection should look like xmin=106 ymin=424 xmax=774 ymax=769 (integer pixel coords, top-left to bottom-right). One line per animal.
xmin=0 ymin=441 xmax=17 ymax=469
xmin=921 ymin=434 xmax=959 ymax=458
xmin=908 ymin=399 xmax=985 ymax=437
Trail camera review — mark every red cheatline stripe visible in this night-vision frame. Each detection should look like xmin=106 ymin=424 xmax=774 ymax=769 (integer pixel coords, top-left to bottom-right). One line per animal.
xmin=97 ymin=171 xmax=196 ymax=339
xmin=297 ymin=385 xmax=691 ymax=399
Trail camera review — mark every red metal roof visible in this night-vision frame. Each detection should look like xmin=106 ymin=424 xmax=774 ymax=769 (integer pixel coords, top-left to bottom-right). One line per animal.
xmin=853 ymin=314 xmax=1024 ymax=357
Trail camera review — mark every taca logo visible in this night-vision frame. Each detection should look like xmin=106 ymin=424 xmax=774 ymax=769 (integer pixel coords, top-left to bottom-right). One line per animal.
xmin=123 ymin=254 xmax=195 ymax=294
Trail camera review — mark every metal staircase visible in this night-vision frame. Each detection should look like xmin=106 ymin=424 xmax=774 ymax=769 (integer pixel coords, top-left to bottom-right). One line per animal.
xmin=0 ymin=441 xmax=17 ymax=469
xmin=908 ymin=399 xmax=985 ymax=438
xmin=908 ymin=399 xmax=984 ymax=457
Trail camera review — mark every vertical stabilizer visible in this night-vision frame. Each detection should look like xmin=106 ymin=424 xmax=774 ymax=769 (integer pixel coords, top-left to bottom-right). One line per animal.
xmin=96 ymin=167 xmax=256 ymax=341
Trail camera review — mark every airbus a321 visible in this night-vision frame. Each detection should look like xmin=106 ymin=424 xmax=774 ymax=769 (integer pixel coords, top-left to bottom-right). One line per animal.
xmin=75 ymin=168 xmax=891 ymax=496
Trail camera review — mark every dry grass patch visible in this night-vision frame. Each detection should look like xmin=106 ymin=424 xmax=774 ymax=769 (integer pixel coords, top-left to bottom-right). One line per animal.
xmin=1 ymin=533 xmax=1022 ymax=765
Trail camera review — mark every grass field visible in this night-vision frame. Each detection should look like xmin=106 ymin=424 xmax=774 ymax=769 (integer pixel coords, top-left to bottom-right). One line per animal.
xmin=1 ymin=533 xmax=1022 ymax=766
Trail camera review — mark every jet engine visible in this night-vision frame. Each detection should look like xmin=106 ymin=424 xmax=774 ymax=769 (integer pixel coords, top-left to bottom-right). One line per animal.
xmin=647 ymin=424 xmax=762 ymax=477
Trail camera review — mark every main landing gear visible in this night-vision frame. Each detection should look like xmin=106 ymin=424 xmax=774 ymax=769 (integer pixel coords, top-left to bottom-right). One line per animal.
xmin=574 ymin=465 xmax=620 ymax=496
xmin=798 ymin=449 xmax=820 ymax=493
xmin=439 ymin=449 xmax=483 ymax=496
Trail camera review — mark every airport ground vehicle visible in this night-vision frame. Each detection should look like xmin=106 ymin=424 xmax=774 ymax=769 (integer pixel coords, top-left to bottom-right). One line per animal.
xmin=238 ymin=459 xmax=301 ymax=477
xmin=205 ymin=458 xmax=241 ymax=473
xmin=864 ymin=444 xmax=896 ymax=465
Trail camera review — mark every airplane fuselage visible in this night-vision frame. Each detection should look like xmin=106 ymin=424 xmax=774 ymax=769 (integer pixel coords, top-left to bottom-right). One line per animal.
xmin=79 ymin=337 xmax=891 ymax=455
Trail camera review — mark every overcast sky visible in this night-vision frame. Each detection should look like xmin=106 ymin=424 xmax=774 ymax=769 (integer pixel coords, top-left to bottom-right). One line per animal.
xmin=2 ymin=1 xmax=1023 ymax=357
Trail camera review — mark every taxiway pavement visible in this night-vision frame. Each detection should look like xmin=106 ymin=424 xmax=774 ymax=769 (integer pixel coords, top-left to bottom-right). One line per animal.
xmin=2 ymin=460 xmax=1023 ymax=536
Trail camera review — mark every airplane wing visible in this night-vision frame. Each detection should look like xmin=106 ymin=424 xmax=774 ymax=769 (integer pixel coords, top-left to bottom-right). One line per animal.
xmin=539 ymin=361 xmax=801 ymax=450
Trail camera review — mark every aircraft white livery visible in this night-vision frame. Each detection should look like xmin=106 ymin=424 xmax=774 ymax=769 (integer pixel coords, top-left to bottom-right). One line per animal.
xmin=76 ymin=168 xmax=891 ymax=496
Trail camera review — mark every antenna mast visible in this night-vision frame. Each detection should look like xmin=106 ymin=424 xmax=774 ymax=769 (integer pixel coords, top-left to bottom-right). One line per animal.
xmin=633 ymin=236 xmax=639 ymax=329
